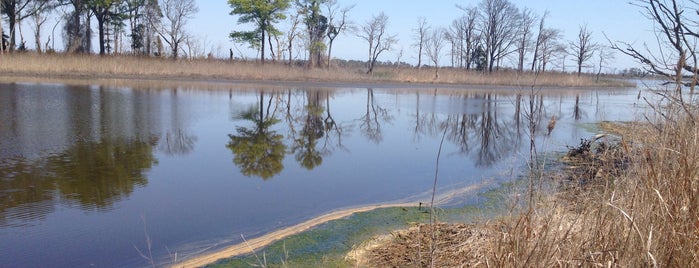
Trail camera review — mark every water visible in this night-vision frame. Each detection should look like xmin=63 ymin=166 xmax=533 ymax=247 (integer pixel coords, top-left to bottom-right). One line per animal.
xmin=0 ymin=82 xmax=646 ymax=267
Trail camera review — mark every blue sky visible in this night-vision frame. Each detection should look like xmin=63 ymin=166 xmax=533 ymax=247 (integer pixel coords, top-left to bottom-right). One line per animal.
xmin=193 ymin=1 xmax=654 ymax=71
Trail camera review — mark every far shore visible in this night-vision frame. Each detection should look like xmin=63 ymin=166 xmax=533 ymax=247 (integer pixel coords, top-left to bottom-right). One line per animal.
xmin=0 ymin=53 xmax=635 ymax=89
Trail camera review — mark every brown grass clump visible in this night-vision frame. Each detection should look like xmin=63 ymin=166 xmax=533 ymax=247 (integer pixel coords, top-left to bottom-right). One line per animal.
xmin=389 ymin=68 xmax=631 ymax=87
xmin=0 ymin=53 xmax=630 ymax=87
xmin=357 ymin=93 xmax=699 ymax=267
xmin=355 ymin=223 xmax=494 ymax=267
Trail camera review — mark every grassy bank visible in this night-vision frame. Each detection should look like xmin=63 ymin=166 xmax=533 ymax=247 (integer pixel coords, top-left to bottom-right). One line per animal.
xmin=362 ymin=91 xmax=699 ymax=266
xmin=0 ymin=53 xmax=631 ymax=87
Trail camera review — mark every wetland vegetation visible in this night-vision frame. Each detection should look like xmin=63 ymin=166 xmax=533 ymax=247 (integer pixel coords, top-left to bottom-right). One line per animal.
xmin=0 ymin=0 xmax=697 ymax=267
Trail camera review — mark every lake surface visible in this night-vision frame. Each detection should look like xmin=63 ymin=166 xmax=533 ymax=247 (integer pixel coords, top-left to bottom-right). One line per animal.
xmin=0 ymin=82 xmax=647 ymax=267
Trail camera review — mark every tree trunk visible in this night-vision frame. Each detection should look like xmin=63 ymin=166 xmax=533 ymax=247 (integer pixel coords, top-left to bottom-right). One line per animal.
xmin=0 ymin=3 xmax=3 ymax=54
xmin=417 ymin=43 xmax=422 ymax=69
xmin=84 ymin=12 xmax=92 ymax=53
xmin=172 ymin=41 xmax=178 ymax=59
xmin=260 ymin=23 xmax=266 ymax=64
xmin=577 ymin=63 xmax=582 ymax=76
xmin=327 ymin=40 xmax=334 ymax=68
xmin=9 ymin=18 xmax=17 ymax=51
xmin=98 ymin=17 xmax=106 ymax=55
xmin=268 ymin=32 xmax=275 ymax=62
xmin=288 ymin=41 xmax=293 ymax=65
xmin=34 ymin=25 xmax=41 ymax=53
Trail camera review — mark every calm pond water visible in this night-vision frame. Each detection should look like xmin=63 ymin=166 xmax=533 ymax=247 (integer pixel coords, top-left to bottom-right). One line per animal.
xmin=0 ymin=82 xmax=646 ymax=267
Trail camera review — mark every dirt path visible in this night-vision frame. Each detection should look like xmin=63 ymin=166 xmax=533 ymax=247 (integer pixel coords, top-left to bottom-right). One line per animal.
xmin=171 ymin=181 xmax=493 ymax=268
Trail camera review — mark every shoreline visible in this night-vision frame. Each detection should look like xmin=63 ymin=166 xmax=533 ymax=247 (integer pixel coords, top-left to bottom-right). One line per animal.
xmin=172 ymin=181 xmax=493 ymax=268
xmin=0 ymin=54 xmax=635 ymax=89
xmin=0 ymin=72 xmax=635 ymax=94
xmin=171 ymin=202 xmax=415 ymax=268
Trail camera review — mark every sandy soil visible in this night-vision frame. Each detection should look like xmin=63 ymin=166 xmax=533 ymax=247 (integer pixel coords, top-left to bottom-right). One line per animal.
xmin=172 ymin=181 xmax=492 ymax=268
xmin=171 ymin=202 xmax=415 ymax=268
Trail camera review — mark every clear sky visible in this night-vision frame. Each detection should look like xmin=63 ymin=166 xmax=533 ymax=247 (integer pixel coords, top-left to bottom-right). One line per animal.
xmin=186 ymin=1 xmax=656 ymax=71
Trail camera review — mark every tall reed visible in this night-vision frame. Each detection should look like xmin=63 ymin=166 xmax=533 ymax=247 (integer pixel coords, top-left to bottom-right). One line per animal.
xmin=489 ymin=89 xmax=698 ymax=267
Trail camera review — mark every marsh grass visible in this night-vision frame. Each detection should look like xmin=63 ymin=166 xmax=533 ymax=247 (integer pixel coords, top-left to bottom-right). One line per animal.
xmin=487 ymin=91 xmax=699 ymax=267
xmin=364 ymin=88 xmax=698 ymax=267
xmin=0 ymin=53 xmax=630 ymax=87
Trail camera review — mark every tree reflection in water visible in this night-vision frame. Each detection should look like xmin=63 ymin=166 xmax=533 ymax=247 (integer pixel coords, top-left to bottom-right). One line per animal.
xmin=225 ymin=88 xmax=568 ymax=178
xmin=359 ymin=88 xmax=392 ymax=143
xmin=440 ymin=94 xmax=519 ymax=167
xmin=282 ymin=89 xmax=348 ymax=171
xmin=49 ymin=138 xmax=156 ymax=210
xmin=291 ymin=91 xmax=325 ymax=170
xmin=227 ymin=91 xmax=287 ymax=180
xmin=0 ymin=137 xmax=157 ymax=225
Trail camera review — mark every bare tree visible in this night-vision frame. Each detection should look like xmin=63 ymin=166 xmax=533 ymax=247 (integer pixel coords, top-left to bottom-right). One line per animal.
xmin=325 ymin=0 xmax=353 ymax=68
xmin=456 ymin=5 xmax=479 ymax=70
xmin=516 ymin=7 xmax=536 ymax=72
xmin=478 ymin=0 xmax=521 ymax=73
xmin=569 ymin=24 xmax=596 ymax=76
xmin=530 ymin=11 xmax=548 ymax=71
xmin=358 ymin=12 xmax=397 ymax=75
xmin=3 ymin=0 xmax=40 ymax=51
xmin=596 ymin=46 xmax=615 ymax=81
xmin=157 ymin=0 xmax=197 ymax=59
xmin=446 ymin=16 xmax=465 ymax=68
xmin=31 ymin=0 xmax=51 ymax=53
xmin=537 ymin=28 xmax=565 ymax=72
xmin=412 ymin=17 xmax=429 ymax=69
xmin=611 ymin=0 xmax=699 ymax=89
xmin=425 ymin=27 xmax=446 ymax=79
xmin=284 ymin=13 xmax=302 ymax=64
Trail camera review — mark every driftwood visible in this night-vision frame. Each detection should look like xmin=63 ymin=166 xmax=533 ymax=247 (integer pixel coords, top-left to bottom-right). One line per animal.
xmin=560 ymin=134 xmax=629 ymax=187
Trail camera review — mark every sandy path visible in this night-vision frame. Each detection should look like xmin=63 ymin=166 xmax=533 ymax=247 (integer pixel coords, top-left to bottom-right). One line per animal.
xmin=171 ymin=182 xmax=491 ymax=268
xmin=171 ymin=202 xmax=415 ymax=268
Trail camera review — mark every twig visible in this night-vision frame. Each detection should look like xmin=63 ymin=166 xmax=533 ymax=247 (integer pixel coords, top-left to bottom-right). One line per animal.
xmin=134 ymin=214 xmax=156 ymax=268
xmin=429 ymin=126 xmax=449 ymax=268
xmin=241 ymin=234 xmax=266 ymax=268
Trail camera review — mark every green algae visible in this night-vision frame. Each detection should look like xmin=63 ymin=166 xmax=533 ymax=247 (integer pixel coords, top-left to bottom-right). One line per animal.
xmin=206 ymin=184 xmax=515 ymax=268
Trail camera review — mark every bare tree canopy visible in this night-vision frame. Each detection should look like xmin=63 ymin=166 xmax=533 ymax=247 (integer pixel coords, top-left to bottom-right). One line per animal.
xmin=536 ymin=27 xmax=564 ymax=72
xmin=478 ymin=0 xmax=521 ymax=73
xmin=358 ymin=12 xmax=397 ymax=74
xmin=412 ymin=17 xmax=429 ymax=69
xmin=425 ymin=27 xmax=446 ymax=79
xmin=3 ymin=0 xmax=53 ymax=51
xmin=610 ymin=0 xmax=699 ymax=88
xmin=569 ymin=24 xmax=596 ymax=76
xmin=516 ymin=7 xmax=536 ymax=72
xmin=325 ymin=0 xmax=353 ymax=68
xmin=158 ymin=0 xmax=198 ymax=59
xmin=453 ymin=5 xmax=479 ymax=70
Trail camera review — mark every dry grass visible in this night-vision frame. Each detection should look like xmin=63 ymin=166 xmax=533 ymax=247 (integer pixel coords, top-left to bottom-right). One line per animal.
xmin=389 ymin=67 xmax=631 ymax=87
xmin=0 ymin=53 xmax=630 ymax=87
xmin=360 ymin=91 xmax=698 ymax=267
